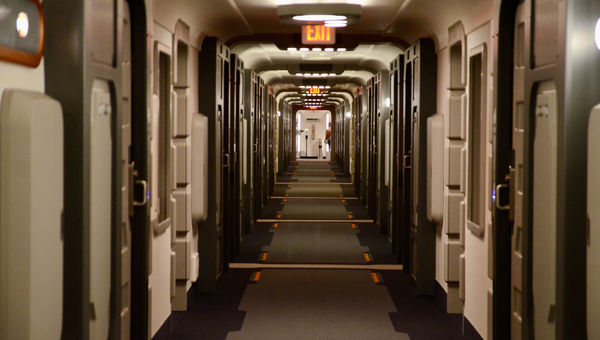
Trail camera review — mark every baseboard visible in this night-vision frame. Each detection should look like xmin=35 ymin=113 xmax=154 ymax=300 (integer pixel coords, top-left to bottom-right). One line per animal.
xmin=152 ymin=315 xmax=171 ymax=340
xmin=435 ymin=281 xmax=483 ymax=339
xmin=434 ymin=280 xmax=447 ymax=311
xmin=464 ymin=316 xmax=484 ymax=340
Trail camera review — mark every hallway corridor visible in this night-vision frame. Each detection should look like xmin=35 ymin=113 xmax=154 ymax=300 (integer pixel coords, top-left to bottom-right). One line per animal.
xmin=159 ymin=161 xmax=472 ymax=340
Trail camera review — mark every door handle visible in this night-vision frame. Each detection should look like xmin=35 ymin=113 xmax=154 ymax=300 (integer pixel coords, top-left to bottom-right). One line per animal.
xmin=133 ymin=179 xmax=148 ymax=207
xmin=496 ymin=168 xmax=515 ymax=218
xmin=402 ymin=154 xmax=411 ymax=169
xmin=495 ymin=183 xmax=510 ymax=210
xmin=223 ymin=153 xmax=230 ymax=168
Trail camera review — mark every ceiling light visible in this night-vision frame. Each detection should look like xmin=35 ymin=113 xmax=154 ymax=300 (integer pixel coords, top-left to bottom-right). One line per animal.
xmin=296 ymin=73 xmax=303 ymax=76
xmin=596 ymin=18 xmax=600 ymax=50
xmin=300 ymin=47 xmax=309 ymax=52
xmin=293 ymin=14 xmax=347 ymax=22
xmin=304 ymin=73 xmax=312 ymax=77
xmin=312 ymin=47 xmax=322 ymax=52
xmin=278 ymin=4 xmax=362 ymax=25
xmin=346 ymin=112 xmax=352 ymax=118
xmin=278 ymin=111 xmax=282 ymax=117
xmin=325 ymin=20 xmax=347 ymax=28
xmin=319 ymin=86 xmax=324 ymax=88
xmin=287 ymin=47 xmax=298 ymax=52
xmin=16 ymin=12 xmax=29 ymax=38
xmin=329 ymin=73 xmax=336 ymax=76
xmin=386 ymin=98 xmax=391 ymax=107
xmin=312 ymin=73 xmax=320 ymax=77
xmin=325 ymin=86 xmax=331 ymax=89
xmin=325 ymin=48 xmax=334 ymax=52
xmin=337 ymin=48 xmax=346 ymax=52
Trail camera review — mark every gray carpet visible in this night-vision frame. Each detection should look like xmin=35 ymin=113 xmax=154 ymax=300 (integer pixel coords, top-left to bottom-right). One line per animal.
xmin=278 ymin=199 xmax=351 ymax=219
xmin=281 ymin=174 xmax=350 ymax=183
xmin=263 ymin=223 xmax=369 ymax=264
xmin=274 ymin=183 xmax=355 ymax=197
xmin=226 ymin=270 xmax=411 ymax=340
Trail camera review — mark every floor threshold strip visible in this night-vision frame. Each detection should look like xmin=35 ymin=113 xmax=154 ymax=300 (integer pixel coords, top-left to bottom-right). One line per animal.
xmin=283 ymin=173 xmax=345 ymax=176
xmin=270 ymin=196 xmax=359 ymax=200
xmin=275 ymin=182 xmax=353 ymax=185
xmin=256 ymin=219 xmax=374 ymax=223
xmin=230 ymin=263 xmax=404 ymax=271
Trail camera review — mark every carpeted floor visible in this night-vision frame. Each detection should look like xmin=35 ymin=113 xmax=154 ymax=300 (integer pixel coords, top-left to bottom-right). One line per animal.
xmin=157 ymin=161 xmax=471 ymax=340
xmin=263 ymin=223 xmax=369 ymax=264
xmin=226 ymin=270 xmax=410 ymax=340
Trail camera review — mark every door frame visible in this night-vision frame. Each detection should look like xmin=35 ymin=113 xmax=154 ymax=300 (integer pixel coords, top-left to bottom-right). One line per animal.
xmin=128 ymin=0 xmax=150 ymax=338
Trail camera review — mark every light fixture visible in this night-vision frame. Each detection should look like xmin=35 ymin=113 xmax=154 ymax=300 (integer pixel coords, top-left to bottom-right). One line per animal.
xmin=346 ymin=112 xmax=351 ymax=118
xmin=300 ymin=47 xmax=309 ymax=52
xmin=16 ymin=12 xmax=29 ymax=38
xmin=596 ymin=18 xmax=600 ymax=50
xmin=325 ymin=20 xmax=347 ymax=28
xmin=304 ymin=73 xmax=312 ymax=77
xmin=329 ymin=73 xmax=336 ymax=76
xmin=278 ymin=4 xmax=362 ymax=25
xmin=321 ymin=73 xmax=329 ymax=77
xmin=293 ymin=14 xmax=346 ymax=22
xmin=296 ymin=73 xmax=303 ymax=76
xmin=337 ymin=48 xmax=346 ymax=52
xmin=312 ymin=47 xmax=322 ymax=52
xmin=277 ymin=111 xmax=282 ymax=117
xmin=287 ymin=47 xmax=298 ymax=52
xmin=325 ymin=47 xmax=334 ymax=52
xmin=386 ymin=97 xmax=391 ymax=107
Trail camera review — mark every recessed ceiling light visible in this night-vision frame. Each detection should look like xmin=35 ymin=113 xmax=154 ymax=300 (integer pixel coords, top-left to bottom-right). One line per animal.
xmin=312 ymin=47 xmax=322 ymax=52
xmin=293 ymin=14 xmax=347 ymax=22
xmin=325 ymin=20 xmax=347 ymax=28
xmin=16 ymin=12 xmax=29 ymax=38
xmin=300 ymin=47 xmax=309 ymax=52
xmin=304 ymin=73 xmax=312 ymax=77
xmin=321 ymin=73 xmax=328 ymax=77
xmin=319 ymin=86 xmax=324 ymax=88
xmin=596 ymin=18 xmax=600 ymax=50
xmin=329 ymin=73 xmax=336 ymax=76
xmin=296 ymin=73 xmax=303 ymax=76
xmin=325 ymin=48 xmax=334 ymax=52
xmin=287 ymin=47 xmax=298 ymax=52
xmin=313 ymin=73 xmax=320 ymax=77
xmin=325 ymin=86 xmax=331 ymax=89
xmin=337 ymin=48 xmax=346 ymax=52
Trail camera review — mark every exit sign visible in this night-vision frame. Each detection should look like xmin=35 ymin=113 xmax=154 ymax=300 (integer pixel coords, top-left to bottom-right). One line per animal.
xmin=309 ymin=88 xmax=321 ymax=94
xmin=302 ymin=25 xmax=336 ymax=45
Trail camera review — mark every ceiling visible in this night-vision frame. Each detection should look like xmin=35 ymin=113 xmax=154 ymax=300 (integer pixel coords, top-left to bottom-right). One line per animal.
xmin=153 ymin=0 xmax=493 ymax=48
xmin=232 ymin=43 xmax=403 ymax=71
xmin=152 ymin=0 xmax=493 ymax=108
